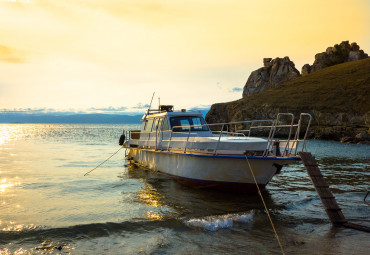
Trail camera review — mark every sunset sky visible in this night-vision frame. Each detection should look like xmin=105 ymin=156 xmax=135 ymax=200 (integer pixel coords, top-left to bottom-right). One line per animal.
xmin=0 ymin=0 xmax=369 ymax=114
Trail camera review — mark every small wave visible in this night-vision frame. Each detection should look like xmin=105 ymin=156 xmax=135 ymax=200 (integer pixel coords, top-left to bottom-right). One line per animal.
xmin=0 ymin=219 xmax=184 ymax=244
xmin=185 ymin=212 xmax=253 ymax=231
xmin=1 ymin=223 xmax=44 ymax=233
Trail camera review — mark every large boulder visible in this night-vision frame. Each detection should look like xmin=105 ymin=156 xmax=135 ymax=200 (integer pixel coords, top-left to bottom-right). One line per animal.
xmin=302 ymin=41 xmax=368 ymax=75
xmin=242 ymin=57 xmax=300 ymax=97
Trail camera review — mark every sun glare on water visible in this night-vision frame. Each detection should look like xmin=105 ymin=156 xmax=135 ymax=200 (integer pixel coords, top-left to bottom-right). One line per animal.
xmin=0 ymin=125 xmax=24 ymax=195
xmin=0 ymin=177 xmax=21 ymax=193
xmin=0 ymin=125 xmax=25 ymax=146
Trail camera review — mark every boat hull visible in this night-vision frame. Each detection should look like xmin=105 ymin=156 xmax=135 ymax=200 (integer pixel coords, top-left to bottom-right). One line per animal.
xmin=127 ymin=148 xmax=300 ymax=190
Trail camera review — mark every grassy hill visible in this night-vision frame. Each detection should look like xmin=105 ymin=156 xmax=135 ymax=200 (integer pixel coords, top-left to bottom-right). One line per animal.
xmin=237 ymin=57 xmax=370 ymax=114
xmin=206 ymin=58 xmax=370 ymax=141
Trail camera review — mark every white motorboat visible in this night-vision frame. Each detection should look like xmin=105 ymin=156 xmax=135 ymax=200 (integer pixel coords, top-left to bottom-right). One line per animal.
xmin=120 ymin=105 xmax=311 ymax=192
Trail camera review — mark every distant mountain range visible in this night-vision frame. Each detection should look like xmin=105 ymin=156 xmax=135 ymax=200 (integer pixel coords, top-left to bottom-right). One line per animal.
xmin=0 ymin=109 xmax=209 ymax=124
xmin=0 ymin=113 xmax=143 ymax=124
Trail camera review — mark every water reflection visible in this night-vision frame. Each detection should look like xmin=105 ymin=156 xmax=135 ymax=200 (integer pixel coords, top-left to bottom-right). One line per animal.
xmin=35 ymin=241 xmax=72 ymax=253
xmin=135 ymin=180 xmax=167 ymax=220
xmin=0 ymin=125 xmax=17 ymax=145
xmin=127 ymin=164 xmax=169 ymax=221
xmin=0 ymin=123 xmax=139 ymax=145
xmin=126 ymin=162 xmax=276 ymax=220
xmin=1 ymin=223 xmax=37 ymax=232
xmin=0 ymin=177 xmax=21 ymax=193
xmin=137 ymin=184 xmax=164 ymax=208
xmin=146 ymin=211 xmax=164 ymax=220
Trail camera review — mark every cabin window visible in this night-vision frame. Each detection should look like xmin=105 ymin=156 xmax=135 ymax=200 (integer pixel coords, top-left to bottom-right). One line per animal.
xmin=144 ymin=118 xmax=154 ymax=131
xmin=162 ymin=117 xmax=169 ymax=130
xmin=170 ymin=116 xmax=209 ymax=132
xmin=154 ymin=118 xmax=162 ymax=131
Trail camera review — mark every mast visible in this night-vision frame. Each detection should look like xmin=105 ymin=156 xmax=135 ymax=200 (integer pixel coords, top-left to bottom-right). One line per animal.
xmin=143 ymin=92 xmax=155 ymax=120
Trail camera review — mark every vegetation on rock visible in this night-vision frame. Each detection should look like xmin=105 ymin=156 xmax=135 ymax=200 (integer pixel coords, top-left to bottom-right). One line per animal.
xmin=242 ymin=58 xmax=370 ymax=114
xmin=206 ymin=58 xmax=370 ymax=142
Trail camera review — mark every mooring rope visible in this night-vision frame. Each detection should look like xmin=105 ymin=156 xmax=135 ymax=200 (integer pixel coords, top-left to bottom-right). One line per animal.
xmin=245 ymin=156 xmax=285 ymax=255
xmin=84 ymin=147 xmax=124 ymax=176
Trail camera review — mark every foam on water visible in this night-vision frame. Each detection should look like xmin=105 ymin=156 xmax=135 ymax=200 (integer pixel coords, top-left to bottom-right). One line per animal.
xmin=185 ymin=211 xmax=254 ymax=231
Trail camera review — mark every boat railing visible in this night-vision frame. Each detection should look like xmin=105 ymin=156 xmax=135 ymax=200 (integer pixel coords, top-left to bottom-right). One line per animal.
xmin=262 ymin=113 xmax=312 ymax=156
xmin=123 ymin=113 xmax=312 ymax=156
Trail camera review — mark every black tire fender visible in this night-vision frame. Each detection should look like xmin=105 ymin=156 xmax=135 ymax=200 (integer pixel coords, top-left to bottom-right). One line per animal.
xmin=119 ymin=134 xmax=126 ymax=146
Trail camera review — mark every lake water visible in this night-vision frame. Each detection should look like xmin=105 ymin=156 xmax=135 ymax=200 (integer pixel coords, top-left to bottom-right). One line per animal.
xmin=0 ymin=124 xmax=369 ymax=254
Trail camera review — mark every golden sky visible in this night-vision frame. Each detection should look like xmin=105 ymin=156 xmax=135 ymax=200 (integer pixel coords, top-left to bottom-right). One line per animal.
xmin=0 ymin=0 xmax=369 ymax=113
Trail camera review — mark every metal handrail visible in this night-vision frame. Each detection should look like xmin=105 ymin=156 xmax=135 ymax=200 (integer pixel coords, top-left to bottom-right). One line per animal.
xmin=299 ymin=113 xmax=312 ymax=153
xmin=123 ymin=113 xmax=312 ymax=156
xmin=212 ymin=131 xmax=245 ymax=137
xmin=280 ymin=113 xmax=295 ymax=156
xmin=214 ymin=124 xmax=224 ymax=155
xmin=263 ymin=113 xmax=296 ymax=156
xmin=184 ymin=128 xmax=192 ymax=153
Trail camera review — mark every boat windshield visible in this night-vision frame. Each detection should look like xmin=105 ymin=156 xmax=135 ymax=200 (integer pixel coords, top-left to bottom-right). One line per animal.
xmin=170 ymin=116 xmax=210 ymax=132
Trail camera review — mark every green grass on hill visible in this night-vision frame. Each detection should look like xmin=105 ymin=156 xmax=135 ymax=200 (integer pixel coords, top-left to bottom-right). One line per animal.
xmin=237 ymin=58 xmax=370 ymax=114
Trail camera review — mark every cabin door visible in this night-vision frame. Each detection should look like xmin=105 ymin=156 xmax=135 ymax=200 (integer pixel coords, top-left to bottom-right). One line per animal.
xmin=155 ymin=118 xmax=163 ymax=149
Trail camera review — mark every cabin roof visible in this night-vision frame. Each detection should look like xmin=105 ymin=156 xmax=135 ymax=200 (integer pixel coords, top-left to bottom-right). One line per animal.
xmin=142 ymin=111 xmax=203 ymax=120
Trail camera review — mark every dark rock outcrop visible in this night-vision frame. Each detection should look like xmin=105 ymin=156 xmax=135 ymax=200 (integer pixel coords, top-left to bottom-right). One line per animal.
xmin=301 ymin=41 xmax=368 ymax=75
xmin=242 ymin=57 xmax=300 ymax=97
xmin=301 ymin=64 xmax=311 ymax=76
xmin=206 ymin=103 xmax=370 ymax=144
xmin=206 ymin=57 xmax=370 ymax=144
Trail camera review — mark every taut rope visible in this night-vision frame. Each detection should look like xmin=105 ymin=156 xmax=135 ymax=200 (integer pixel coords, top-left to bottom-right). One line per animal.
xmin=84 ymin=147 xmax=124 ymax=176
xmin=244 ymin=155 xmax=285 ymax=255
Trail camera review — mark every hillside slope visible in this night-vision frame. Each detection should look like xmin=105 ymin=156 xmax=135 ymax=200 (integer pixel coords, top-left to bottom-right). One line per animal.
xmin=206 ymin=58 xmax=370 ymax=142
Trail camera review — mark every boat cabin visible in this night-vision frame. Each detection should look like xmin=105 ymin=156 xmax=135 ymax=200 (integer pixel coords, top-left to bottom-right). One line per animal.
xmin=126 ymin=105 xmax=268 ymax=154
xmin=140 ymin=110 xmax=212 ymax=138
xmin=123 ymin=105 xmax=312 ymax=157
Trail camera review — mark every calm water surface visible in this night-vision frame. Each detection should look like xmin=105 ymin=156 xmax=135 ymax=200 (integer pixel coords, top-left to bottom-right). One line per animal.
xmin=0 ymin=124 xmax=369 ymax=254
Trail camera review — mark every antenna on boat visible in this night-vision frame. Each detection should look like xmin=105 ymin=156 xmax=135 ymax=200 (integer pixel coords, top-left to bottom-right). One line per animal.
xmin=146 ymin=92 xmax=155 ymax=115
xmin=158 ymin=97 xmax=160 ymax=109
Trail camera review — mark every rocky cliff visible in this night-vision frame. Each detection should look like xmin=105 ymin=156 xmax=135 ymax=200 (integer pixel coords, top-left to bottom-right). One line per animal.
xmin=242 ymin=57 xmax=300 ymax=97
xmin=301 ymin=41 xmax=368 ymax=75
xmin=206 ymin=57 xmax=370 ymax=143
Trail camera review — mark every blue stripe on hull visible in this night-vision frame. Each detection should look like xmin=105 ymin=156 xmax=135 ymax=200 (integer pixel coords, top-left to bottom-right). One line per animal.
xmin=131 ymin=148 xmax=301 ymax=161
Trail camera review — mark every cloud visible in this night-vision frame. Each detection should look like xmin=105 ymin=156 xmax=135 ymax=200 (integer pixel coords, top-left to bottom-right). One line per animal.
xmin=0 ymin=104 xmax=210 ymax=116
xmin=0 ymin=107 xmax=57 ymax=114
xmin=189 ymin=104 xmax=211 ymax=110
xmin=231 ymin=87 xmax=243 ymax=92
xmin=0 ymin=0 xmax=368 ymax=112
xmin=88 ymin=106 xmax=128 ymax=112
xmin=0 ymin=106 xmax=145 ymax=115
xmin=0 ymin=44 xmax=26 ymax=63
xmin=132 ymin=103 xmax=150 ymax=109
